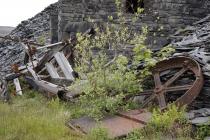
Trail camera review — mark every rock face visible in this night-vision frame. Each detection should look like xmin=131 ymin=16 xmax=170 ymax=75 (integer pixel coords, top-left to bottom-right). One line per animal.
xmin=0 ymin=3 xmax=58 ymax=76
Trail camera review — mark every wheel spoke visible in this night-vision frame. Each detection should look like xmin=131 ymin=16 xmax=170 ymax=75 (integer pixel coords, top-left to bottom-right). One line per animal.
xmin=156 ymin=92 xmax=167 ymax=110
xmin=124 ymin=90 xmax=153 ymax=101
xmin=142 ymin=94 xmax=156 ymax=108
xmin=165 ymin=85 xmax=192 ymax=93
xmin=139 ymin=89 xmax=153 ymax=96
xmin=164 ymin=68 xmax=188 ymax=87
xmin=153 ymin=72 xmax=162 ymax=88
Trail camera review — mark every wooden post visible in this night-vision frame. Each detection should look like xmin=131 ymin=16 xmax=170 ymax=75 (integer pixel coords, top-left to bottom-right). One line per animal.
xmin=45 ymin=63 xmax=60 ymax=78
xmin=35 ymin=80 xmax=61 ymax=95
xmin=54 ymin=52 xmax=74 ymax=80
xmin=13 ymin=78 xmax=22 ymax=95
xmin=27 ymin=66 xmax=39 ymax=80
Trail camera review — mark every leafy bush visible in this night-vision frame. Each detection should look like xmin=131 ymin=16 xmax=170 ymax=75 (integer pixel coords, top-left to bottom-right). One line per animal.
xmin=71 ymin=21 xmax=153 ymax=119
xmin=69 ymin=0 xmax=175 ymax=120
xmin=150 ymin=105 xmax=187 ymax=132
xmin=195 ymin=124 xmax=210 ymax=140
xmin=125 ymin=105 xmax=192 ymax=140
xmin=86 ymin=126 xmax=110 ymax=140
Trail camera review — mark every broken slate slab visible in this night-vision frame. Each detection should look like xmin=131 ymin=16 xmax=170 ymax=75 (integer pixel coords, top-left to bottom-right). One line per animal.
xmin=190 ymin=117 xmax=210 ymax=126
xmin=204 ymin=137 xmax=210 ymax=140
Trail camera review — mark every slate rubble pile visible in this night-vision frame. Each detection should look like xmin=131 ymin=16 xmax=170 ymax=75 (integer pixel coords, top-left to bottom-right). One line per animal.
xmin=171 ymin=14 xmax=210 ymax=125
xmin=0 ymin=3 xmax=58 ymax=76
xmin=172 ymin=14 xmax=210 ymax=48
xmin=171 ymin=14 xmax=210 ymax=108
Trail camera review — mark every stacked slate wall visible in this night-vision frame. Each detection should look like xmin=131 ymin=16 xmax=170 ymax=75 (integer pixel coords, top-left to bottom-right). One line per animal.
xmin=51 ymin=0 xmax=210 ymax=48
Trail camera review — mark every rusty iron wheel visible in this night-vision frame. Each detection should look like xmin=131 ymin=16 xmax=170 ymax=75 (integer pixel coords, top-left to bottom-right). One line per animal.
xmin=138 ymin=57 xmax=204 ymax=110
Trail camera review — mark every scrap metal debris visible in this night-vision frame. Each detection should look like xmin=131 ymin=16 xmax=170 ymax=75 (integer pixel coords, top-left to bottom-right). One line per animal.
xmin=68 ymin=109 xmax=152 ymax=138
xmin=137 ymin=57 xmax=204 ymax=110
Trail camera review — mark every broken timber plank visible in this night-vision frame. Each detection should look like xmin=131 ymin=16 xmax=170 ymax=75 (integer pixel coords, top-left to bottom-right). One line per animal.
xmin=36 ymin=41 xmax=64 ymax=50
xmin=5 ymin=73 xmax=22 ymax=81
xmin=24 ymin=76 xmax=65 ymax=98
xmin=35 ymin=43 xmax=66 ymax=72
xmin=16 ymin=60 xmax=38 ymax=74
xmin=27 ymin=66 xmax=39 ymax=80
xmin=45 ymin=63 xmax=60 ymax=78
xmin=54 ymin=52 xmax=74 ymax=80
xmin=13 ymin=78 xmax=22 ymax=96
xmin=21 ymin=43 xmax=29 ymax=55
xmin=50 ymin=78 xmax=73 ymax=86
xmin=34 ymin=80 xmax=62 ymax=95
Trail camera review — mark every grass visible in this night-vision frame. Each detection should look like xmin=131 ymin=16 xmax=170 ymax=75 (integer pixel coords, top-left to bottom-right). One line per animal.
xmin=0 ymin=86 xmax=201 ymax=140
xmin=0 ymin=90 xmax=83 ymax=140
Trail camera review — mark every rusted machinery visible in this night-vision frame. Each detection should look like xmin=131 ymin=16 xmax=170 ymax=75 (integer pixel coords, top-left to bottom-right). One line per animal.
xmin=140 ymin=57 xmax=204 ymax=110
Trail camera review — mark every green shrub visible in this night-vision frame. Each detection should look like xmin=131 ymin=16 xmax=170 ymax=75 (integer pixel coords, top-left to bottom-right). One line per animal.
xmin=150 ymin=105 xmax=187 ymax=132
xmin=125 ymin=105 xmax=192 ymax=140
xmin=70 ymin=3 xmax=158 ymax=119
xmin=195 ymin=124 xmax=210 ymax=140
xmin=86 ymin=126 xmax=110 ymax=140
xmin=67 ymin=0 xmax=176 ymax=120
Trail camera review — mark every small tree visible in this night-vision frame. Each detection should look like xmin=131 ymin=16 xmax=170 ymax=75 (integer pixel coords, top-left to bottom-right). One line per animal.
xmin=69 ymin=0 xmax=172 ymax=119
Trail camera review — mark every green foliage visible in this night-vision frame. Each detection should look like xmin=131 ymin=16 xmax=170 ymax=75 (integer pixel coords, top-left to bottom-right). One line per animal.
xmin=149 ymin=105 xmax=187 ymax=132
xmin=123 ymin=129 xmax=145 ymax=140
xmin=37 ymin=34 xmax=46 ymax=45
xmin=124 ymin=105 xmax=192 ymax=140
xmin=157 ymin=44 xmax=175 ymax=60
xmin=195 ymin=124 xmax=210 ymax=140
xmin=73 ymin=22 xmax=151 ymax=119
xmin=0 ymin=93 xmax=82 ymax=140
xmin=70 ymin=0 xmax=175 ymax=120
xmin=86 ymin=126 xmax=110 ymax=140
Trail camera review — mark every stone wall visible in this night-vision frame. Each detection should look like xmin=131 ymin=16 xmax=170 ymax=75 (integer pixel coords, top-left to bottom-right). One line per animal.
xmin=52 ymin=0 xmax=210 ymax=48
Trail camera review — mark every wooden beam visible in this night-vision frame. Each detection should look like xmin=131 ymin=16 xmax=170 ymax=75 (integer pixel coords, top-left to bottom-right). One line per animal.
xmin=13 ymin=78 xmax=22 ymax=95
xmin=34 ymin=80 xmax=62 ymax=95
xmin=54 ymin=52 xmax=74 ymax=80
xmin=45 ymin=63 xmax=60 ymax=78
xmin=21 ymin=43 xmax=29 ymax=55
xmin=35 ymin=45 xmax=66 ymax=72
xmin=50 ymin=78 xmax=73 ymax=86
xmin=36 ymin=42 xmax=64 ymax=50
xmin=25 ymin=76 xmax=65 ymax=98
xmin=27 ymin=66 xmax=39 ymax=80
xmin=18 ymin=60 xmax=38 ymax=73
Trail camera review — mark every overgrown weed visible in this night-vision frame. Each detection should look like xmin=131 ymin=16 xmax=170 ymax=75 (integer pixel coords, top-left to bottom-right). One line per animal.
xmin=124 ymin=105 xmax=192 ymax=140
xmin=0 ymin=91 xmax=82 ymax=140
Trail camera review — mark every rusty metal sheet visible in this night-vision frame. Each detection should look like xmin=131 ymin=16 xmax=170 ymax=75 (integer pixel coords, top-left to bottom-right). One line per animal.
xmin=118 ymin=109 xmax=152 ymax=125
xmin=67 ymin=109 xmax=151 ymax=138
